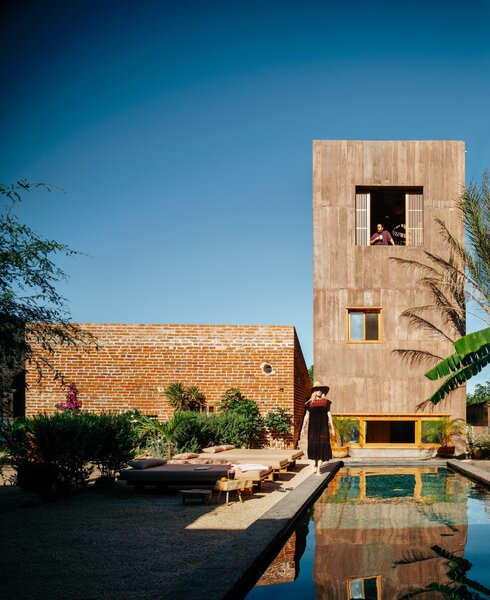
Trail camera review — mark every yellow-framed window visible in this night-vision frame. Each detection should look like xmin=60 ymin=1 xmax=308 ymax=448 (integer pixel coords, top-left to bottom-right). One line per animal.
xmin=347 ymin=308 xmax=382 ymax=342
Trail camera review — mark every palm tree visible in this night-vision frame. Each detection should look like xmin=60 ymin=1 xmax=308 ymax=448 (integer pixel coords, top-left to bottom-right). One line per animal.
xmin=390 ymin=248 xmax=466 ymax=367
xmin=391 ymin=172 xmax=490 ymax=404
xmin=164 ymin=382 xmax=206 ymax=412
xmin=136 ymin=412 xmax=188 ymax=461
xmin=422 ymin=416 xmax=466 ymax=447
xmin=332 ymin=416 xmax=359 ymax=446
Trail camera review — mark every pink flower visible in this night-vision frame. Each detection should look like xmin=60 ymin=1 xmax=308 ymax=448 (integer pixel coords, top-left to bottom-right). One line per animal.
xmin=57 ymin=383 xmax=82 ymax=412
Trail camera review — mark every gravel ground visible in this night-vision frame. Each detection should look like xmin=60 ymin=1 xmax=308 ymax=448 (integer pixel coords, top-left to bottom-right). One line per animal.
xmin=0 ymin=460 xmax=314 ymax=600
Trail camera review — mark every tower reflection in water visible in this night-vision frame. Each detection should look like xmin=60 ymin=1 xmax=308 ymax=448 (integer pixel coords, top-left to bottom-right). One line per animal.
xmin=251 ymin=468 xmax=488 ymax=599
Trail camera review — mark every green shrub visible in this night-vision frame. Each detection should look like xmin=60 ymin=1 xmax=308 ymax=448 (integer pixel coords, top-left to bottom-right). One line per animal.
xmin=264 ymin=408 xmax=292 ymax=436
xmin=16 ymin=461 xmax=58 ymax=494
xmin=91 ymin=412 xmax=138 ymax=477
xmin=3 ymin=411 xmax=139 ymax=496
xmin=218 ymin=388 xmax=264 ymax=447
xmin=214 ymin=412 xmax=255 ymax=448
xmin=473 ymin=434 xmax=490 ymax=459
xmin=28 ymin=411 xmax=98 ymax=492
xmin=2 ymin=418 xmax=31 ymax=464
xmin=173 ymin=413 xmax=219 ymax=454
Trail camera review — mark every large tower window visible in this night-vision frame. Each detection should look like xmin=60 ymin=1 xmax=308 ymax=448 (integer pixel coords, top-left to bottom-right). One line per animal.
xmin=355 ymin=186 xmax=423 ymax=246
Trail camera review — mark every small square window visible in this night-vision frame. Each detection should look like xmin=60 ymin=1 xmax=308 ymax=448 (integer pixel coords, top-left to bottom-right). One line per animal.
xmin=347 ymin=308 xmax=382 ymax=342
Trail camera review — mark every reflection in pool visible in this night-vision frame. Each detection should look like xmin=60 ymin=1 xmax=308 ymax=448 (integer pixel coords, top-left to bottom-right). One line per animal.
xmin=247 ymin=468 xmax=490 ymax=599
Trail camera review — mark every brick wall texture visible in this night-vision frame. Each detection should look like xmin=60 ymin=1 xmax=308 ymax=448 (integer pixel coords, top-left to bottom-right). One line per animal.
xmin=25 ymin=324 xmax=311 ymax=447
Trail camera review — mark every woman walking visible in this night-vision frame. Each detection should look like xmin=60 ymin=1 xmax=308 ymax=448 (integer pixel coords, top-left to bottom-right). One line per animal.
xmin=301 ymin=381 xmax=335 ymax=475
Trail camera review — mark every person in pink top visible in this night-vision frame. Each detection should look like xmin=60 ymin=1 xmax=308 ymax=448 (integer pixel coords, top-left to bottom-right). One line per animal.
xmin=370 ymin=223 xmax=395 ymax=246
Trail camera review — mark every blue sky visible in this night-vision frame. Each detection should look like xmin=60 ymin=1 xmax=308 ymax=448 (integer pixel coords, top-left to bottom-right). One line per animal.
xmin=1 ymin=0 xmax=489 ymax=390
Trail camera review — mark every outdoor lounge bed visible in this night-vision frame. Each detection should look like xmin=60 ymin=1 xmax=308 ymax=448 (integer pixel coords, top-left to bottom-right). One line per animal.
xmin=170 ymin=452 xmax=287 ymax=478
xmin=119 ymin=462 xmax=272 ymax=489
xmin=169 ymin=445 xmax=303 ymax=478
xmin=201 ymin=451 xmax=289 ymax=474
xmin=221 ymin=448 xmax=304 ymax=463
xmin=217 ymin=448 xmax=304 ymax=466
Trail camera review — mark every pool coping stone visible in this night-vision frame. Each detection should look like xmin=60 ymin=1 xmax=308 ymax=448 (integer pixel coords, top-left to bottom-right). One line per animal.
xmin=447 ymin=459 xmax=490 ymax=488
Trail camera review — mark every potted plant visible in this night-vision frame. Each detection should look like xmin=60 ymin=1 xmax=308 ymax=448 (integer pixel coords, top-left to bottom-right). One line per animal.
xmin=331 ymin=417 xmax=358 ymax=458
xmin=472 ymin=434 xmax=490 ymax=459
xmin=423 ymin=417 xmax=466 ymax=457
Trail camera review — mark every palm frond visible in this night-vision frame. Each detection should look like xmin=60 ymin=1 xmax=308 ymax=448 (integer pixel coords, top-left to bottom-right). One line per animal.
xmin=391 ymin=349 xmax=443 ymax=367
xmin=400 ymin=310 xmax=454 ymax=342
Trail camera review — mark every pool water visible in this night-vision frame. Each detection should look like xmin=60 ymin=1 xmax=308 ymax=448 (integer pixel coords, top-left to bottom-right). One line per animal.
xmin=246 ymin=467 xmax=490 ymax=599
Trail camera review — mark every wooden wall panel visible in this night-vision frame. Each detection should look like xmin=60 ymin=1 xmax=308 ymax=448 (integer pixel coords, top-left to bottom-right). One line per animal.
xmin=313 ymin=141 xmax=466 ymax=421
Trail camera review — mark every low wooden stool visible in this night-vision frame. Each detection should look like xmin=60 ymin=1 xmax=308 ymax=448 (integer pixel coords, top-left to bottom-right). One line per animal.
xmin=214 ymin=479 xmax=254 ymax=505
xmin=179 ymin=488 xmax=213 ymax=505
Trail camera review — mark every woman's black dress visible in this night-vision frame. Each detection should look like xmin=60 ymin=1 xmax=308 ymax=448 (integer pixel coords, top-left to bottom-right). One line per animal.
xmin=306 ymin=398 xmax=332 ymax=461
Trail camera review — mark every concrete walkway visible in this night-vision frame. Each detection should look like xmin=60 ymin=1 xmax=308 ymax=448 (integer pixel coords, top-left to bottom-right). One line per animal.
xmin=161 ymin=461 xmax=343 ymax=600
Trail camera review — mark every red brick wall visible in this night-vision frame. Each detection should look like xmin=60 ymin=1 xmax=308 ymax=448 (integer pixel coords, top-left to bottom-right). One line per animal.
xmin=293 ymin=330 xmax=311 ymax=446
xmin=25 ymin=324 xmax=308 ymax=446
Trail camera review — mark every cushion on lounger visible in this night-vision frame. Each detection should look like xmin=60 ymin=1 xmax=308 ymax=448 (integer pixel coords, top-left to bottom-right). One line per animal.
xmin=172 ymin=452 xmax=200 ymax=460
xmin=127 ymin=458 xmax=166 ymax=469
xmin=202 ymin=446 xmax=225 ymax=453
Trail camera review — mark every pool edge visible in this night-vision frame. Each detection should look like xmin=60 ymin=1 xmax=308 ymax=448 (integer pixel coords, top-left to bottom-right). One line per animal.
xmin=161 ymin=460 xmax=343 ymax=600
xmin=447 ymin=459 xmax=490 ymax=489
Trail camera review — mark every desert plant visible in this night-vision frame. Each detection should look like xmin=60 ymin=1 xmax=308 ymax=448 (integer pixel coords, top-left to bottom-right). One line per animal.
xmin=422 ymin=417 xmax=466 ymax=447
xmin=264 ymin=408 xmax=292 ymax=436
xmin=136 ymin=431 xmax=168 ymax=459
xmin=136 ymin=411 xmax=188 ymax=461
xmin=332 ymin=416 xmax=359 ymax=446
xmin=164 ymin=382 xmax=206 ymax=412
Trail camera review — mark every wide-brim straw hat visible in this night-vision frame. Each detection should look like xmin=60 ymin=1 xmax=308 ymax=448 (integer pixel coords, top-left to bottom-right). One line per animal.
xmin=311 ymin=381 xmax=330 ymax=394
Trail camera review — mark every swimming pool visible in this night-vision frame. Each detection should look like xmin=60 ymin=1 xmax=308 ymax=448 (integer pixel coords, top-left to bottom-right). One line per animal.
xmin=246 ymin=467 xmax=490 ymax=599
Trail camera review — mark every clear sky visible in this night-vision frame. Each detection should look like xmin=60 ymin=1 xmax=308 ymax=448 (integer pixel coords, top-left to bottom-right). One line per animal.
xmin=1 ymin=0 xmax=489 ymax=390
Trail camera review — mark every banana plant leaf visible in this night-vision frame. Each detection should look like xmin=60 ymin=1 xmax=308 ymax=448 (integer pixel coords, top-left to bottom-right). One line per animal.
xmin=424 ymin=327 xmax=490 ymax=404
xmin=425 ymin=328 xmax=490 ymax=380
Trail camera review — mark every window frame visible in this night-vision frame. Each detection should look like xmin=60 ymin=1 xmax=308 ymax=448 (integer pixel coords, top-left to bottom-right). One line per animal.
xmin=346 ymin=307 xmax=382 ymax=343
xmin=355 ymin=186 xmax=424 ymax=247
